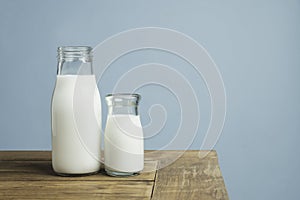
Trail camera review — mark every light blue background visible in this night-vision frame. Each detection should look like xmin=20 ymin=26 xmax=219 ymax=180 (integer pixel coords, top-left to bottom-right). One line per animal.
xmin=1 ymin=0 xmax=300 ymax=199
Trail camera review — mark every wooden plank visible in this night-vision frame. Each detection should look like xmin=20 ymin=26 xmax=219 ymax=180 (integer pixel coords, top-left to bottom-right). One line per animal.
xmin=145 ymin=150 xmax=218 ymax=169
xmin=0 ymin=151 xmax=51 ymax=161
xmin=151 ymin=151 xmax=229 ymax=200
xmin=145 ymin=150 xmax=217 ymax=161
xmin=0 ymin=150 xmax=213 ymax=162
xmin=0 ymin=160 xmax=157 ymax=181
xmin=0 ymin=181 xmax=153 ymax=200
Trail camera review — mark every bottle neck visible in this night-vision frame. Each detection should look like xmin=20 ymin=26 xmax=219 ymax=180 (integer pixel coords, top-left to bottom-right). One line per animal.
xmin=57 ymin=46 xmax=93 ymax=75
xmin=106 ymin=93 xmax=141 ymax=116
xmin=108 ymin=105 xmax=138 ymax=116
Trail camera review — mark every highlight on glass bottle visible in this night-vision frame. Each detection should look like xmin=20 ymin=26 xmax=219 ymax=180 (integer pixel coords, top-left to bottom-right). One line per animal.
xmin=57 ymin=46 xmax=93 ymax=75
xmin=51 ymin=46 xmax=102 ymax=176
xmin=104 ymin=93 xmax=144 ymax=177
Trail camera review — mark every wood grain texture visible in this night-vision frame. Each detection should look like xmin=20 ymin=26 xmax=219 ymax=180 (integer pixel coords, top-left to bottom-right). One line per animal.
xmin=0 ymin=181 xmax=153 ymax=200
xmin=0 ymin=151 xmax=228 ymax=200
xmin=0 ymin=151 xmax=51 ymax=161
xmin=0 ymin=161 xmax=157 ymax=181
xmin=151 ymin=151 xmax=229 ymax=200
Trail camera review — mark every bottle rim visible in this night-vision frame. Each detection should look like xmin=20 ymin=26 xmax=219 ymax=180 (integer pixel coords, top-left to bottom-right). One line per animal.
xmin=58 ymin=46 xmax=92 ymax=52
xmin=106 ymin=93 xmax=141 ymax=98
xmin=57 ymin=46 xmax=92 ymax=60
xmin=105 ymin=93 xmax=141 ymax=106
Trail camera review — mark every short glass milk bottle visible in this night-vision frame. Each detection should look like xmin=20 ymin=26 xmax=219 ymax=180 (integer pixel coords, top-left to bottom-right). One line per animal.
xmin=104 ymin=93 xmax=144 ymax=176
xmin=51 ymin=46 xmax=102 ymax=176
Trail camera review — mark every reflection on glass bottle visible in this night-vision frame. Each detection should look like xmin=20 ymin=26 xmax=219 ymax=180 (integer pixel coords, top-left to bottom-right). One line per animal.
xmin=51 ymin=46 xmax=101 ymax=176
xmin=104 ymin=93 xmax=144 ymax=176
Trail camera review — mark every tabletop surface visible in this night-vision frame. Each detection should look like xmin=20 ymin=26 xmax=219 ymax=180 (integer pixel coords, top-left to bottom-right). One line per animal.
xmin=0 ymin=150 xmax=228 ymax=200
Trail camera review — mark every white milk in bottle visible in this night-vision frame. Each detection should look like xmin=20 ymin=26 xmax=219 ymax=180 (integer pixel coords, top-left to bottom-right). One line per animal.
xmin=104 ymin=94 xmax=144 ymax=176
xmin=51 ymin=46 xmax=101 ymax=175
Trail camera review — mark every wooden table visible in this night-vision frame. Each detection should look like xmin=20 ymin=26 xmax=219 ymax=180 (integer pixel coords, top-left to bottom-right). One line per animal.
xmin=0 ymin=150 xmax=228 ymax=200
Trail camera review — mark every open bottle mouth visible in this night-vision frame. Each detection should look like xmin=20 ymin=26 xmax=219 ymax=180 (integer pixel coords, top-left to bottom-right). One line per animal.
xmin=105 ymin=93 xmax=141 ymax=107
xmin=57 ymin=46 xmax=92 ymax=61
xmin=56 ymin=46 xmax=93 ymax=75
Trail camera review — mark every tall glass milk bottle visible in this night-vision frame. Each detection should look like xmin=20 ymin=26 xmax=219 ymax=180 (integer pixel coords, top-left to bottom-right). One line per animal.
xmin=104 ymin=93 xmax=144 ymax=176
xmin=51 ymin=46 xmax=101 ymax=176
